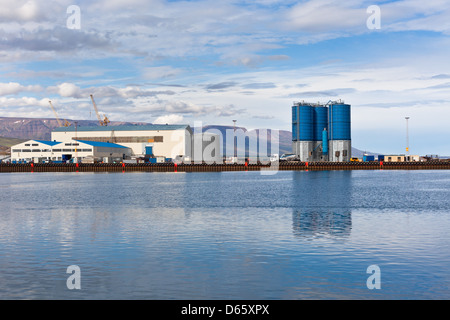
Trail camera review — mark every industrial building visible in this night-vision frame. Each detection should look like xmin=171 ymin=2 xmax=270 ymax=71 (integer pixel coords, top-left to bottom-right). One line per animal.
xmin=292 ymin=100 xmax=351 ymax=162
xmin=10 ymin=139 xmax=132 ymax=163
xmin=9 ymin=124 xmax=223 ymax=164
xmin=52 ymin=124 xmax=193 ymax=159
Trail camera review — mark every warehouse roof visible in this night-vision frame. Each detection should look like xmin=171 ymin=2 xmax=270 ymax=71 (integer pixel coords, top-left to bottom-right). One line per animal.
xmin=33 ymin=140 xmax=61 ymax=146
xmin=53 ymin=124 xmax=191 ymax=132
xmin=75 ymin=140 xmax=129 ymax=149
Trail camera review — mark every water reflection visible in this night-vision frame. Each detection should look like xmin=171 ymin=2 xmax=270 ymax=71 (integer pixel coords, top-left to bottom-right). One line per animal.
xmin=292 ymin=210 xmax=352 ymax=238
xmin=291 ymin=171 xmax=352 ymax=239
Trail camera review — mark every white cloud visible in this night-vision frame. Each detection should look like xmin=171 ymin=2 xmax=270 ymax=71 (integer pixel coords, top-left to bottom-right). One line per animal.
xmin=284 ymin=0 xmax=367 ymax=33
xmin=48 ymin=82 xmax=82 ymax=98
xmin=153 ymin=114 xmax=184 ymax=124
xmin=0 ymin=82 xmax=42 ymax=96
xmin=0 ymin=0 xmax=44 ymax=22
xmin=0 ymin=96 xmax=49 ymax=107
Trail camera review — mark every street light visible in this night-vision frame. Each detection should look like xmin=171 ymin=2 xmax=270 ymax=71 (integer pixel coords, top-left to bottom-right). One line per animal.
xmin=232 ymin=120 xmax=237 ymax=160
xmin=405 ymin=117 xmax=410 ymax=160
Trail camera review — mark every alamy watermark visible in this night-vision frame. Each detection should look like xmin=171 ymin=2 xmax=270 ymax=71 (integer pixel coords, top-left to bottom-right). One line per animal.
xmin=190 ymin=121 xmax=280 ymax=175
xmin=67 ymin=5 xmax=81 ymax=30
xmin=366 ymin=265 xmax=381 ymax=289
xmin=367 ymin=5 xmax=381 ymax=30
xmin=66 ymin=265 xmax=81 ymax=290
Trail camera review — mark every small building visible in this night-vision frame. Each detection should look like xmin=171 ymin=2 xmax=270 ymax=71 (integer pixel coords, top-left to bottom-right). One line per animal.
xmin=10 ymin=139 xmax=131 ymax=163
xmin=383 ymin=155 xmax=420 ymax=162
xmin=405 ymin=155 xmax=421 ymax=162
xmin=384 ymin=155 xmax=405 ymax=162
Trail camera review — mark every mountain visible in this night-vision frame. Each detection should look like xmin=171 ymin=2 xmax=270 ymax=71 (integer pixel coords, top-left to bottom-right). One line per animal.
xmin=196 ymin=125 xmax=293 ymax=155
xmin=0 ymin=117 xmax=148 ymax=141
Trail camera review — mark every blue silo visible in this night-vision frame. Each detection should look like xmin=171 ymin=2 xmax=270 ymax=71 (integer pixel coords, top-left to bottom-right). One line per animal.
xmin=313 ymin=106 xmax=328 ymax=141
xmin=292 ymin=103 xmax=314 ymax=161
xmin=328 ymin=102 xmax=351 ymax=162
xmin=292 ymin=104 xmax=314 ymax=141
xmin=328 ymin=103 xmax=351 ymax=141
xmin=292 ymin=106 xmax=297 ymax=141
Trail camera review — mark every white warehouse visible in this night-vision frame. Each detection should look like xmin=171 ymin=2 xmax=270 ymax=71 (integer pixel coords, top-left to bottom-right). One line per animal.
xmin=11 ymin=139 xmax=132 ymax=163
xmin=52 ymin=124 xmax=193 ymax=159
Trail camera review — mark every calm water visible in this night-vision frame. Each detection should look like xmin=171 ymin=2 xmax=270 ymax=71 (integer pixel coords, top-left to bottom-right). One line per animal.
xmin=0 ymin=170 xmax=449 ymax=299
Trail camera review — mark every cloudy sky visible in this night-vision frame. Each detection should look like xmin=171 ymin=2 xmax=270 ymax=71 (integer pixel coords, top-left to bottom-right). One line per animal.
xmin=1 ymin=0 xmax=450 ymax=155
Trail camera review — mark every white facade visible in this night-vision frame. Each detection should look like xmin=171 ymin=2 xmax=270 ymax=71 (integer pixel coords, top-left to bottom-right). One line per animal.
xmin=10 ymin=139 xmax=131 ymax=163
xmin=51 ymin=125 xmax=192 ymax=159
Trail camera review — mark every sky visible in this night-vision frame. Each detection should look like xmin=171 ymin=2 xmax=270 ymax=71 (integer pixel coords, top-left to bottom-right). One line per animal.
xmin=0 ymin=0 xmax=450 ymax=155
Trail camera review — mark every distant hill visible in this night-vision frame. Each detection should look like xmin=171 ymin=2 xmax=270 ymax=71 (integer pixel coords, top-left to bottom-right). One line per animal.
xmin=196 ymin=125 xmax=293 ymax=155
xmin=0 ymin=136 xmax=27 ymax=155
xmin=0 ymin=136 xmax=27 ymax=147
xmin=0 ymin=117 xmax=147 ymax=141
xmin=351 ymin=148 xmax=381 ymax=159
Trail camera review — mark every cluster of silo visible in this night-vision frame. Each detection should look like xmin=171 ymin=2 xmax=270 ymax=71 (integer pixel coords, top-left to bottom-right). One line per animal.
xmin=292 ymin=100 xmax=351 ymax=162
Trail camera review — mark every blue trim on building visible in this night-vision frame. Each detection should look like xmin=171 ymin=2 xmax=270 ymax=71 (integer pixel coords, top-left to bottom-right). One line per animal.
xmin=33 ymin=140 xmax=61 ymax=146
xmin=74 ymin=140 xmax=129 ymax=149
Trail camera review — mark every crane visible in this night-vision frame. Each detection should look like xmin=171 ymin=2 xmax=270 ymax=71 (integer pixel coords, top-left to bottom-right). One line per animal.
xmin=90 ymin=94 xmax=110 ymax=126
xmin=48 ymin=101 xmax=71 ymax=127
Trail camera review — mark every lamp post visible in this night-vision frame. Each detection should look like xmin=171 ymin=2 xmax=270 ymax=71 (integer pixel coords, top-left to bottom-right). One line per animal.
xmin=233 ymin=120 xmax=237 ymax=162
xmin=405 ymin=117 xmax=410 ymax=161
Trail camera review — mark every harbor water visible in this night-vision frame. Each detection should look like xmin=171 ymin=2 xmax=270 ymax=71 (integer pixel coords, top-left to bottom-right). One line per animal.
xmin=0 ymin=170 xmax=449 ymax=299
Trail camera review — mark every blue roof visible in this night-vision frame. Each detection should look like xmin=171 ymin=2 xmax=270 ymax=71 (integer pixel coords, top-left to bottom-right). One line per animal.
xmin=75 ymin=140 xmax=129 ymax=149
xmin=34 ymin=140 xmax=61 ymax=146
xmin=53 ymin=124 xmax=191 ymax=132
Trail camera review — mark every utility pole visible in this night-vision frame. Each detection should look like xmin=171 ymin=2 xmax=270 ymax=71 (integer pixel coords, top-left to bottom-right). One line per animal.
xmin=405 ymin=117 xmax=410 ymax=161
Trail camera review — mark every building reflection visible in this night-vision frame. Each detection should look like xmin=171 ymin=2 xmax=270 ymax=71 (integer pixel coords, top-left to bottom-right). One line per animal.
xmin=291 ymin=171 xmax=352 ymax=239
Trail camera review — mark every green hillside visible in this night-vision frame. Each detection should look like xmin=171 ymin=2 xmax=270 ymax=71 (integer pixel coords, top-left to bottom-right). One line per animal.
xmin=0 ymin=136 xmax=26 ymax=147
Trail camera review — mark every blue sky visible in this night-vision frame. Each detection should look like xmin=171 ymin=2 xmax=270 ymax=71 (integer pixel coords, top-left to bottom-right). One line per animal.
xmin=1 ymin=0 xmax=450 ymax=155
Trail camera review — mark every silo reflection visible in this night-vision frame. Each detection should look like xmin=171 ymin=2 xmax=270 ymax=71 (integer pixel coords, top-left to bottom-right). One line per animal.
xmin=291 ymin=171 xmax=352 ymax=239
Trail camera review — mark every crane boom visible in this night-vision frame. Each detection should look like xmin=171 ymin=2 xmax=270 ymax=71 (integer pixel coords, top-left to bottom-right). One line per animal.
xmin=90 ymin=94 xmax=110 ymax=126
xmin=90 ymin=94 xmax=104 ymax=125
xmin=48 ymin=100 xmax=63 ymax=127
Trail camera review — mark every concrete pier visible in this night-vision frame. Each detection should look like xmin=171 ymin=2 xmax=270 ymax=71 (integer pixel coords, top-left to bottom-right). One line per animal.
xmin=1 ymin=161 xmax=450 ymax=173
